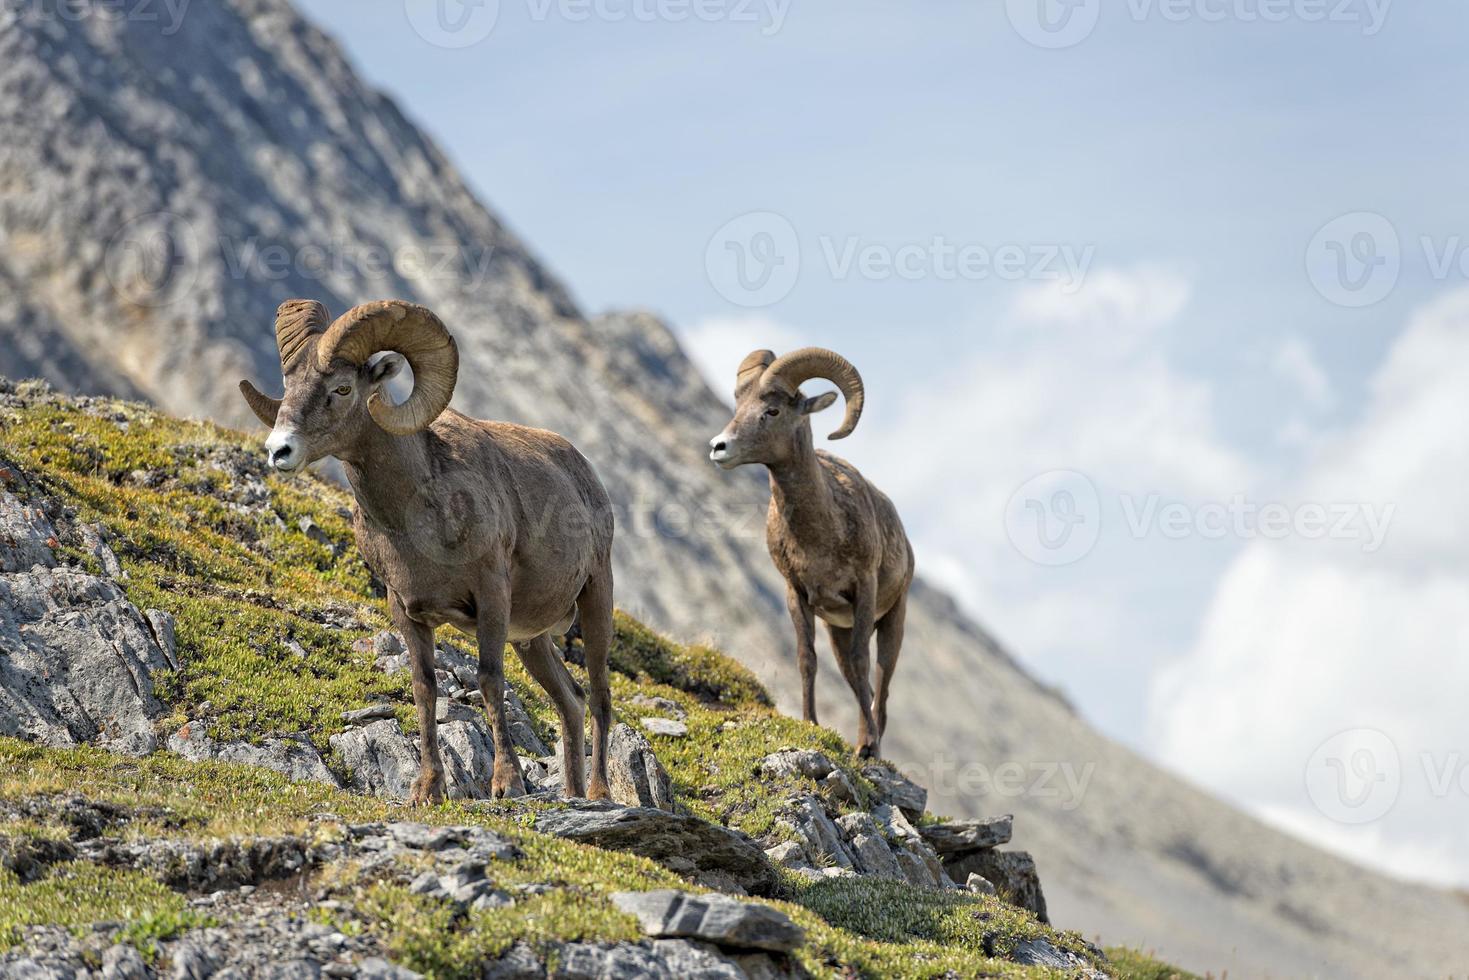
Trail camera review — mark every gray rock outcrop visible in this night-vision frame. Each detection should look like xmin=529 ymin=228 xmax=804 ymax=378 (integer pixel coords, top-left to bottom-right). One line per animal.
xmin=611 ymin=890 xmax=803 ymax=953
xmin=606 ymin=722 xmax=675 ymax=811
xmin=0 ymin=492 xmax=172 ymax=755
xmin=533 ymin=801 xmax=777 ymax=895
xmin=168 ymin=723 xmax=337 ymax=786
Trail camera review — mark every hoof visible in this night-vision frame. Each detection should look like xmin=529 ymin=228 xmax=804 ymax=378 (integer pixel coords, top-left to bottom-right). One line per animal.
xmin=408 ymin=774 xmax=446 ymax=806
xmin=856 ymin=742 xmax=880 ymax=761
xmin=491 ymin=769 xmax=528 ymax=799
xmin=587 ymin=778 xmax=611 ymax=803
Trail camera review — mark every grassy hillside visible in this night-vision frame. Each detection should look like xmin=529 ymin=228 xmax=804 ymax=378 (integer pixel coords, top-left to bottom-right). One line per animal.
xmin=0 ymin=380 xmax=1193 ymax=979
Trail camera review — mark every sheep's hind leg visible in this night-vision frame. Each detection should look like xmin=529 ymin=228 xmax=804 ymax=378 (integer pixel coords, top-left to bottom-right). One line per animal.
xmin=872 ymin=588 xmax=907 ymax=740
xmin=515 ymin=632 xmax=587 ymax=798
xmin=576 ymin=567 xmax=615 ymax=802
xmin=391 ymin=594 xmax=446 ymax=805
xmin=475 ymin=597 xmax=526 ymax=799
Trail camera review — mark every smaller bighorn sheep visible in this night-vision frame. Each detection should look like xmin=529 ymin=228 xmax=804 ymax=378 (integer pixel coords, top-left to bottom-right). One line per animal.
xmin=709 ymin=349 xmax=914 ymax=758
xmin=240 ymin=299 xmax=614 ymax=804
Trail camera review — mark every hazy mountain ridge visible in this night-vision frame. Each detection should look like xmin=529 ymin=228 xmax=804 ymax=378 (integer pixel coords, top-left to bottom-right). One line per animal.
xmin=2 ymin=2 xmax=1466 ymax=975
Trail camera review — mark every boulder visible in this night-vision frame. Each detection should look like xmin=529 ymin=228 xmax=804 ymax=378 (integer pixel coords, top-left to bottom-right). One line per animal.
xmin=759 ymin=749 xmax=836 ymax=782
xmin=821 ymin=769 xmax=860 ymax=804
xmin=945 ymin=849 xmax=1049 ymax=922
xmin=775 ymin=795 xmax=853 ymax=870
xmin=0 ymin=491 xmax=56 ymax=573
xmin=919 ymin=814 xmax=1014 ymax=855
xmin=533 ymin=801 xmax=776 ymax=895
xmin=329 ymin=720 xmax=421 ymax=799
xmin=835 ymin=812 xmax=904 ymax=880
xmin=628 ymin=694 xmax=686 ymax=719
xmin=168 ymin=724 xmax=338 ymax=786
xmin=763 ymin=842 xmax=810 ymax=870
xmin=861 ymin=763 xmax=927 ymax=817
xmin=1011 ymin=937 xmax=1106 ymax=977
xmin=329 ymin=718 xmax=500 ymax=801
xmin=341 ymin=704 xmax=396 ymax=725
xmin=550 ymin=940 xmax=764 ymax=980
xmin=438 ymin=720 xmax=496 ymax=799
xmin=0 ymin=564 xmax=172 ymax=755
xmin=607 ymin=723 xmax=674 ymax=811
xmin=965 ymin=872 xmax=997 ymax=896
xmin=641 ymin=717 xmax=688 ymax=738
xmin=611 ymin=890 xmax=804 ymax=953
xmin=872 ymin=803 xmax=954 ymax=889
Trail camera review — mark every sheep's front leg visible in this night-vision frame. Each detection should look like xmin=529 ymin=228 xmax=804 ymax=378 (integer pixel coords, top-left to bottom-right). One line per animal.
xmin=391 ymin=592 xmax=446 ymax=805
xmin=786 ymin=584 xmax=819 ymax=725
xmin=475 ymin=590 xmax=526 ymax=799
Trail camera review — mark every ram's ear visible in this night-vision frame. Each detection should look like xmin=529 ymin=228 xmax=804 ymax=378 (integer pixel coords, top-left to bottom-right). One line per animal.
xmin=369 ymin=352 xmax=406 ymax=386
xmin=799 ymin=391 xmax=839 ymax=416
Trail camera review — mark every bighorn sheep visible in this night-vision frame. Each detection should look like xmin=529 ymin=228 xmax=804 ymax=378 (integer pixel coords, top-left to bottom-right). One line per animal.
xmin=708 ymin=349 xmax=914 ymax=758
xmin=239 ymin=299 xmax=614 ymax=804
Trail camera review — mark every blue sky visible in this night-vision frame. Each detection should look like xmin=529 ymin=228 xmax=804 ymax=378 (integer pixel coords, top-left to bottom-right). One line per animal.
xmin=297 ymin=0 xmax=1469 ymax=885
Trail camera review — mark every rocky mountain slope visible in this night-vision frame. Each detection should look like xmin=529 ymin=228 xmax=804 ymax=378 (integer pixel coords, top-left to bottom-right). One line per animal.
xmin=0 ymin=381 xmax=1179 ymax=978
xmin=1 ymin=2 xmax=1467 ymax=975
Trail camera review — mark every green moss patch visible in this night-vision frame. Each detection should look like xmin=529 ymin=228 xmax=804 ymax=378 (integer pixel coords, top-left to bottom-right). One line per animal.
xmin=0 ymin=862 xmax=207 ymax=950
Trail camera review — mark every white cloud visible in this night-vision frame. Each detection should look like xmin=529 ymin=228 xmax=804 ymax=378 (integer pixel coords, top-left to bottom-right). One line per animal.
xmin=1271 ymin=336 xmax=1335 ymax=413
xmin=1151 ymin=289 xmax=1469 ymax=886
xmin=679 ymin=312 xmax=803 ymax=398
xmin=854 ymin=267 xmax=1253 ymax=724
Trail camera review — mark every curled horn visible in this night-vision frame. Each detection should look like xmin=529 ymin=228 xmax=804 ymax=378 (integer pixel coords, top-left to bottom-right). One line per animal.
xmin=762 ymin=347 xmax=865 ymax=440
xmin=734 ymin=349 xmax=776 ymax=400
xmin=275 ymin=299 xmax=329 ymax=373
xmin=237 ymin=380 xmax=281 ymax=427
xmin=315 ymin=300 xmax=459 ymax=436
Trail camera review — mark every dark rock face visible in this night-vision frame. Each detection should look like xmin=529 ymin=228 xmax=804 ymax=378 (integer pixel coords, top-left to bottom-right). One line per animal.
xmin=946 ymin=849 xmax=1049 ymax=923
xmin=533 ymin=801 xmax=777 ymax=896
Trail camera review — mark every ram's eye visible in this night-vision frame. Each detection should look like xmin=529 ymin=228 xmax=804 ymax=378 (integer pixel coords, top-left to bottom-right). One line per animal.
xmin=764 ymin=407 xmax=780 ymax=418
xmin=334 ymin=385 xmax=352 ymax=396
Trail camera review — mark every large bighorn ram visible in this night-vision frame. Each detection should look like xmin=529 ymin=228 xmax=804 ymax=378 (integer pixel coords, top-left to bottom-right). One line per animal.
xmin=239 ymin=299 xmax=614 ymax=804
xmin=709 ymin=349 xmax=914 ymax=759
